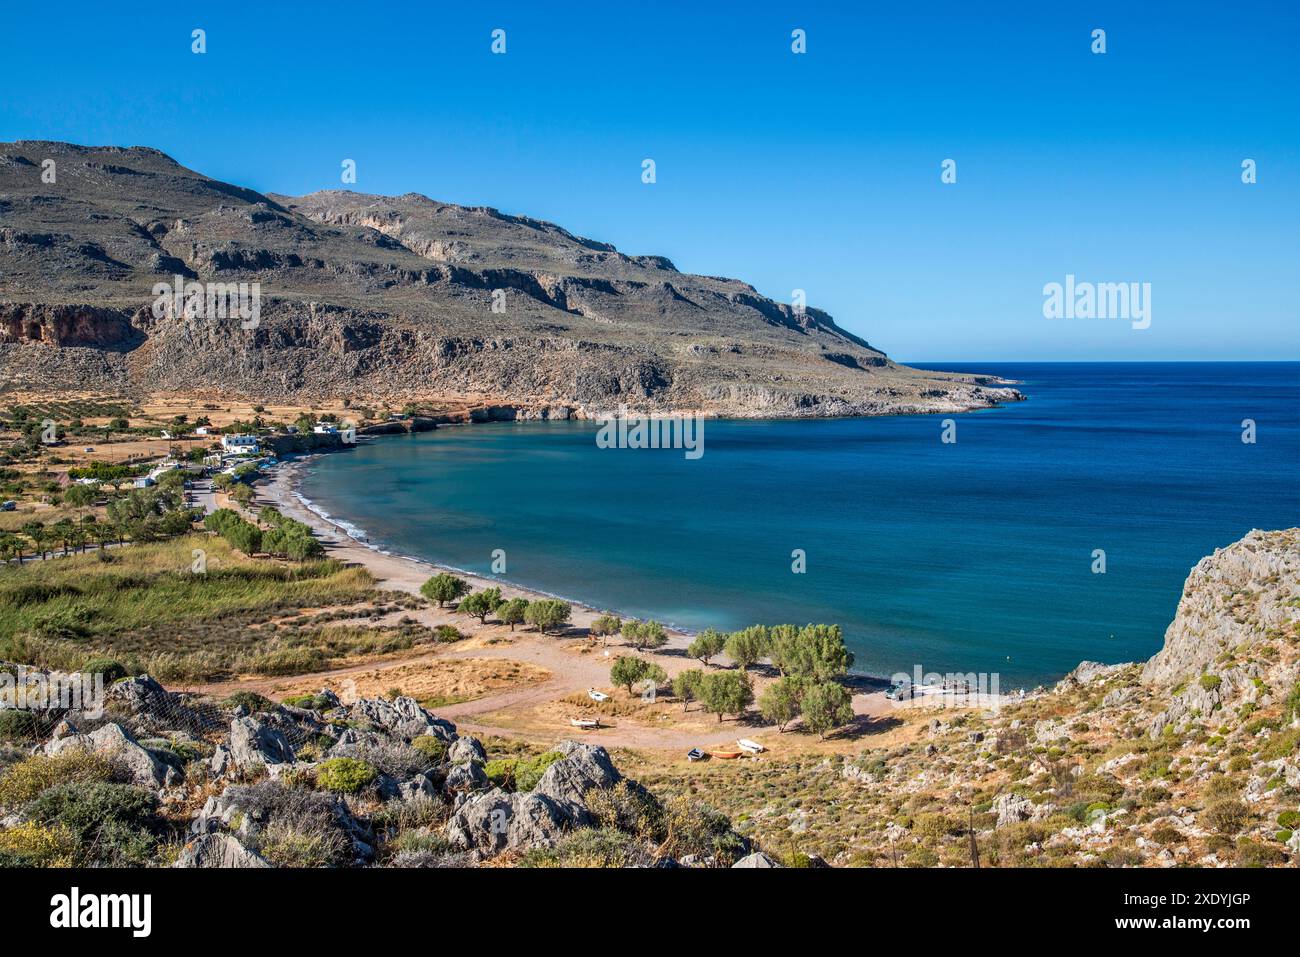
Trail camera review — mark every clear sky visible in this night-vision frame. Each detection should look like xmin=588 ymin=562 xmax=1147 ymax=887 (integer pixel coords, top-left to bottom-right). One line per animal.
xmin=1 ymin=1 xmax=1296 ymax=360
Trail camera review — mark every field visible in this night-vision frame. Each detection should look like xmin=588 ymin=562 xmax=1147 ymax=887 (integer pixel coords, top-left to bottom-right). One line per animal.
xmin=0 ymin=534 xmax=414 ymax=682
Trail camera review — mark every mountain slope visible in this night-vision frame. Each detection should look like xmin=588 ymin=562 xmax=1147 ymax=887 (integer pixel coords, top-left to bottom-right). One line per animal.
xmin=0 ymin=141 xmax=1020 ymax=416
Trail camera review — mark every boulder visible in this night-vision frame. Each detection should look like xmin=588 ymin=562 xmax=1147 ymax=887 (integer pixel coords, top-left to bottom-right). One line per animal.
xmin=173 ymin=833 xmax=270 ymax=868
xmin=106 ymin=674 xmax=174 ymax=716
xmin=445 ymin=788 xmax=567 ymax=855
xmin=732 ymin=851 xmax=780 ymax=868
xmin=44 ymin=722 xmax=176 ymax=788
xmin=354 ymin=696 xmax=455 ymax=741
xmin=444 ymin=761 xmax=489 ymax=793
xmin=398 ymin=773 xmax=439 ymax=803
xmin=992 ymin=792 xmax=1034 ymax=827
xmin=226 ymin=716 xmax=294 ymax=771
xmin=531 ymin=740 xmax=620 ymax=820
xmin=448 ymin=735 xmax=486 ymax=765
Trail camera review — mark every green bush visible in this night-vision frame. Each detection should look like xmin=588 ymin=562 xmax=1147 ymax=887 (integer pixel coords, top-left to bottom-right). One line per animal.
xmin=1199 ymin=674 xmax=1222 ymax=692
xmin=316 ymin=757 xmax=377 ymax=794
xmin=282 ymin=693 xmax=333 ymax=711
xmin=484 ymin=758 xmax=517 ymax=789
xmin=0 ymin=752 xmax=129 ymax=807
xmin=410 ymin=735 xmax=447 ymax=765
xmin=515 ymin=751 xmax=564 ymax=792
xmin=1277 ymin=810 xmax=1300 ymax=830
xmin=24 ymin=781 xmax=159 ymax=866
xmin=80 ymin=657 xmax=128 ymax=683
xmin=0 ymin=710 xmax=41 ymax=743
xmin=224 ymin=691 xmax=276 ymax=714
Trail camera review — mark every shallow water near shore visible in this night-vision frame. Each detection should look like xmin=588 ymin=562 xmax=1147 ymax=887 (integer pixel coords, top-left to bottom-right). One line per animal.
xmin=297 ymin=363 xmax=1299 ymax=686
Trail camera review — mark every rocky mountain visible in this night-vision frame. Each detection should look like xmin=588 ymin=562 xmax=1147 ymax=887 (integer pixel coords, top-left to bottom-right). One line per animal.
xmin=0 ymin=141 xmax=1020 ymax=416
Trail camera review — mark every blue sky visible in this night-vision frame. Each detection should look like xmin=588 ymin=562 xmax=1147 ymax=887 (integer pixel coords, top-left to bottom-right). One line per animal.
xmin=2 ymin=1 xmax=1296 ymax=360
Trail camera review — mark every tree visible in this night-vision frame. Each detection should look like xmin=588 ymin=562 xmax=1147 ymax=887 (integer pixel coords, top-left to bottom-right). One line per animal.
xmin=621 ymin=619 xmax=668 ymax=651
xmin=225 ymin=519 xmax=262 ymax=555
xmin=589 ymin=614 xmax=621 ymax=643
xmin=63 ymin=483 xmax=96 ymax=509
xmin=758 ymin=676 xmax=803 ymax=732
xmin=0 ymin=533 xmax=22 ymax=564
xmin=767 ymin=624 xmax=801 ymax=676
xmin=610 ymin=655 xmax=650 ymax=695
xmin=784 ymin=624 xmax=854 ymax=681
xmin=421 ymin=573 xmax=469 ymax=608
xmin=524 ymin=599 xmax=571 ymax=635
xmin=687 ymin=627 xmax=727 ymax=666
xmin=459 ymin=588 xmax=503 ymax=624
xmin=800 ymin=681 xmax=854 ymax=739
xmin=497 ymin=598 xmax=528 ymax=631
xmin=699 ymin=671 xmax=754 ymax=723
xmin=724 ymin=625 xmax=770 ymax=671
xmin=672 ymin=669 xmax=704 ymax=712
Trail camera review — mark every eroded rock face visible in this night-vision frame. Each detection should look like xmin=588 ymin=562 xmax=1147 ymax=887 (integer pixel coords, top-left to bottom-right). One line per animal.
xmin=173 ymin=833 xmax=269 ymax=869
xmin=44 ymin=722 xmax=177 ymax=789
xmin=1143 ymin=529 xmax=1300 ymax=688
xmin=445 ymin=788 xmax=568 ymax=856
xmin=531 ymin=741 xmax=620 ymax=822
xmin=354 ymin=696 xmax=456 ymax=742
xmin=224 ymin=716 xmax=294 ymax=772
xmin=0 ymin=141 xmax=1023 ymax=417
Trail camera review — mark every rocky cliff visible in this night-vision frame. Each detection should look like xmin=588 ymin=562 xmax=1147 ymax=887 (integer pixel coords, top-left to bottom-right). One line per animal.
xmin=0 ymin=141 xmax=1020 ymax=416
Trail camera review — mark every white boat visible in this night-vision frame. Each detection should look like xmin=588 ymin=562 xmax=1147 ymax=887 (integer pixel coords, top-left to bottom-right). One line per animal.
xmin=570 ymin=717 xmax=599 ymax=728
xmin=587 ymin=689 xmax=609 ymax=702
xmin=737 ymin=739 xmax=765 ymax=754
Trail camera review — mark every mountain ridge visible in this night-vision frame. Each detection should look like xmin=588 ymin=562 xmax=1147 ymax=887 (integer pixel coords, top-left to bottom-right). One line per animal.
xmin=0 ymin=141 xmax=1021 ymax=416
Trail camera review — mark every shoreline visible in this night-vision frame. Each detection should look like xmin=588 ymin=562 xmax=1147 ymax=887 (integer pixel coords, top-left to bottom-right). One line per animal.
xmin=257 ymin=449 xmax=1015 ymax=697
xmin=257 ymin=453 xmax=702 ymax=658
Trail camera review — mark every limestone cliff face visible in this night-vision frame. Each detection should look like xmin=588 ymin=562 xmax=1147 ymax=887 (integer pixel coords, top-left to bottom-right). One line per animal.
xmin=1142 ymin=528 xmax=1300 ymax=688
xmin=0 ymin=141 xmax=1022 ymax=415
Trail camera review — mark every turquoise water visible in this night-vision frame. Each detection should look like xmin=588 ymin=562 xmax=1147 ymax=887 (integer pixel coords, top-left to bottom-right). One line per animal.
xmin=297 ymin=363 xmax=1299 ymax=686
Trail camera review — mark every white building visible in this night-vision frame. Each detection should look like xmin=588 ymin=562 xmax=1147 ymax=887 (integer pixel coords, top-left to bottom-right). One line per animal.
xmin=313 ymin=422 xmax=338 ymax=434
xmin=221 ymin=434 xmax=260 ymax=452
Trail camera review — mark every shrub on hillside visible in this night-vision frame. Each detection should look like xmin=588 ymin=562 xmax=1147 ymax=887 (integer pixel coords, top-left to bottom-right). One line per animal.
xmin=24 ymin=781 xmax=160 ymax=866
xmin=316 ymin=757 xmax=377 ymax=794
xmin=0 ymin=752 xmax=130 ymax=807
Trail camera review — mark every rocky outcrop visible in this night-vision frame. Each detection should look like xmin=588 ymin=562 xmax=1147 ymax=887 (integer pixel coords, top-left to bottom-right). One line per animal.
xmin=44 ymin=722 xmax=177 ymax=789
xmin=353 ymin=695 xmax=456 ymax=742
xmin=173 ymin=833 xmax=270 ymax=869
xmin=1143 ymin=529 xmax=1300 ymax=687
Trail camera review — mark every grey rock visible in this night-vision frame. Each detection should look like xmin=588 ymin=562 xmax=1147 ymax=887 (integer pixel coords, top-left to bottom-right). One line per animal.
xmin=448 ymin=735 xmax=486 ymax=765
xmin=354 ymin=696 xmax=455 ymax=741
xmin=445 ymin=761 xmax=489 ymax=793
xmin=44 ymin=722 xmax=176 ymax=788
xmin=732 ymin=851 xmax=781 ymax=868
xmin=531 ymin=740 xmax=620 ymax=820
xmin=173 ymin=833 xmax=270 ymax=868
xmin=227 ymin=716 xmax=294 ymax=771
xmin=445 ymin=788 xmax=568 ymax=855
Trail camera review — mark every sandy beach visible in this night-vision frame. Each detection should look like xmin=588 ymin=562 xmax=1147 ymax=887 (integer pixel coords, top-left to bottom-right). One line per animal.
xmin=258 ymin=454 xmax=697 ymax=654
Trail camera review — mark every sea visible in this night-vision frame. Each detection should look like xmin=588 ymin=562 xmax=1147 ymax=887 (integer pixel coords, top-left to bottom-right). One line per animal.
xmin=295 ymin=363 xmax=1299 ymax=686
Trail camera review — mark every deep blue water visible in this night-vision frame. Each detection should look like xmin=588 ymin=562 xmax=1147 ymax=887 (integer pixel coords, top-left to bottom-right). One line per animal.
xmin=297 ymin=363 xmax=1299 ymax=686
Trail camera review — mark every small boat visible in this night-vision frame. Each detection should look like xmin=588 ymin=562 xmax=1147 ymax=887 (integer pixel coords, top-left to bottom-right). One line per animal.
xmin=570 ymin=717 xmax=599 ymax=729
xmin=686 ymin=748 xmax=706 ymax=762
xmin=709 ymin=749 xmax=742 ymax=759
xmin=587 ymin=689 xmax=609 ymax=702
xmin=737 ymin=739 xmax=765 ymax=754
